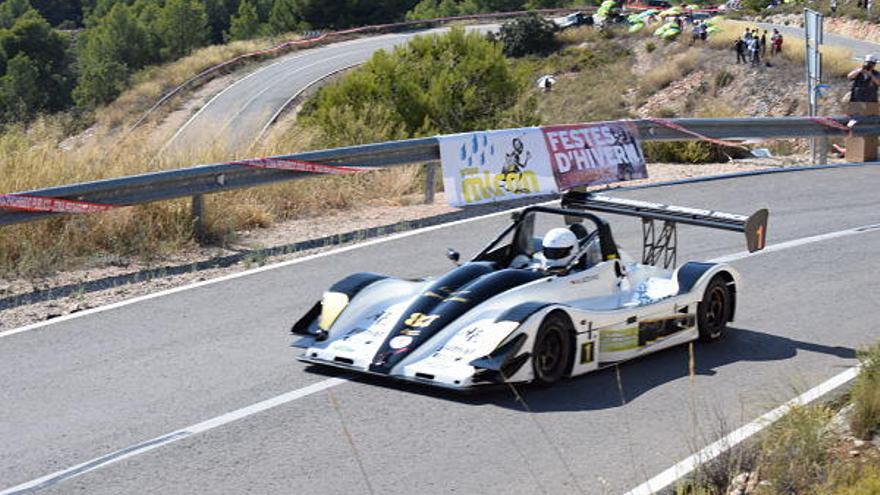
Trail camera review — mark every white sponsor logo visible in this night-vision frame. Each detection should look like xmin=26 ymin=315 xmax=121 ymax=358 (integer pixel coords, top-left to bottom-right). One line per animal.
xmin=389 ymin=335 xmax=413 ymax=349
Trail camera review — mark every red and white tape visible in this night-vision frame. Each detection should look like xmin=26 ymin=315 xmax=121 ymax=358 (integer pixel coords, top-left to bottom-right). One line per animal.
xmin=1 ymin=157 xmax=368 ymax=214
xmin=231 ymin=157 xmax=369 ymax=174
xmin=0 ymin=194 xmax=120 ymax=214
xmin=643 ymin=117 xmax=749 ymax=149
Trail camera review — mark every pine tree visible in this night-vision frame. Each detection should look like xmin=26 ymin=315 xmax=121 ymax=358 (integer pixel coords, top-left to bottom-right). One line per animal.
xmin=228 ymin=0 xmax=261 ymax=41
xmin=156 ymin=0 xmax=209 ymax=60
xmin=268 ymin=0 xmax=299 ymax=33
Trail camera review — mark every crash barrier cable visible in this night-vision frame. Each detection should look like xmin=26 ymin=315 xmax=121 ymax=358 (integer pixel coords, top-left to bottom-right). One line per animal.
xmin=4 ymin=116 xmax=879 ymax=224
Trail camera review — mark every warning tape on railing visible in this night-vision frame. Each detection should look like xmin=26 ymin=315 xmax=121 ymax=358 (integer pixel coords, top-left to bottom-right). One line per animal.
xmin=231 ymin=157 xmax=370 ymax=174
xmin=0 ymin=194 xmax=120 ymax=214
xmin=808 ymin=116 xmax=853 ymax=134
xmin=643 ymin=117 xmax=749 ymax=149
xmin=0 ymin=157 xmax=368 ymax=213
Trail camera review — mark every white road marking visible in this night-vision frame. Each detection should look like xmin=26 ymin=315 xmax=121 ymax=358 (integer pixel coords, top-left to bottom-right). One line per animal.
xmin=622 ymin=366 xmax=861 ymax=495
xmin=0 ymin=377 xmax=348 ymax=495
xmin=0 ymin=203 xmax=525 ymax=339
xmin=3 ymin=223 xmax=877 ymax=494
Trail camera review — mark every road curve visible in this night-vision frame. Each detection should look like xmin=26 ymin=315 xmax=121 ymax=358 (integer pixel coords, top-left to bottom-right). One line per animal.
xmin=1 ymin=165 xmax=878 ymax=494
xmin=757 ymin=20 xmax=880 ymax=59
xmin=165 ymin=26 xmax=494 ymax=154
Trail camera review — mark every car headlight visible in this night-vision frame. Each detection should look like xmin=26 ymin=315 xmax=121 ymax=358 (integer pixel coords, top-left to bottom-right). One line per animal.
xmin=319 ymin=292 xmax=349 ymax=331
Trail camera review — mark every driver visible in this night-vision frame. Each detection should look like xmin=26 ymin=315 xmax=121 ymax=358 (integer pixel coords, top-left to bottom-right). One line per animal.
xmin=509 ymin=228 xmax=578 ymax=274
xmin=537 ymin=228 xmax=578 ymax=273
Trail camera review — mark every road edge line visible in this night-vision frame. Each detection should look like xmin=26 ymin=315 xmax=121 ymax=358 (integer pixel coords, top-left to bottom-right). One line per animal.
xmin=622 ymin=366 xmax=860 ymax=495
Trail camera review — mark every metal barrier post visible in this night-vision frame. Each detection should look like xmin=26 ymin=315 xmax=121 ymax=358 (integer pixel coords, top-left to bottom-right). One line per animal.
xmin=845 ymin=102 xmax=879 ymax=162
xmin=192 ymin=194 xmax=205 ymax=242
xmin=424 ymin=162 xmax=438 ymax=204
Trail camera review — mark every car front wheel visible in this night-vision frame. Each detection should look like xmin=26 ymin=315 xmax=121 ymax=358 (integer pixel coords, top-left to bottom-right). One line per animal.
xmin=532 ymin=313 xmax=573 ymax=386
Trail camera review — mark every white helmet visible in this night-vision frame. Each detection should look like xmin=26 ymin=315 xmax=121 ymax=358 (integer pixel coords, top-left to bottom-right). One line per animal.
xmin=866 ymin=54 xmax=879 ymax=64
xmin=541 ymin=228 xmax=578 ymax=269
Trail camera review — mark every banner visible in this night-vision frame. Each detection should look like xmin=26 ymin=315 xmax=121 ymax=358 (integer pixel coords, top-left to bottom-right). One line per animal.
xmin=542 ymin=121 xmax=647 ymax=190
xmin=438 ymin=128 xmax=557 ymax=207
xmin=439 ymin=122 xmax=647 ymax=207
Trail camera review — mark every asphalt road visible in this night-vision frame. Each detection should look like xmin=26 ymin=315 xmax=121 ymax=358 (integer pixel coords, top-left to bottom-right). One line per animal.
xmin=757 ymin=19 xmax=880 ymax=59
xmin=164 ymin=25 xmax=495 ymax=154
xmin=2 ymin=165 xmax=879 ymax=495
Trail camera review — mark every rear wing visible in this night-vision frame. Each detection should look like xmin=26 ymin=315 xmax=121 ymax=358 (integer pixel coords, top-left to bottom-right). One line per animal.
xmin=561 ymin=191 xmax=769 ymax=265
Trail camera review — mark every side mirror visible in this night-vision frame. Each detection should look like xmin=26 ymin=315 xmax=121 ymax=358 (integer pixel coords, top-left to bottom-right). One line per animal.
xmin=446 ymin=248 xmax=461 ymax=265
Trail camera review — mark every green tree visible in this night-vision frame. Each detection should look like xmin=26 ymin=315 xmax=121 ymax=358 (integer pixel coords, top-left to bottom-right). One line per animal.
xmin=31 ymin=0 xmax=83 ymax=27
xmin=0 ymin=0 xmax=34 ymax=29
xmin=0 ymin=9 xmax=72 ymax=112
xmin=204 ymin=0 xmax=238 ymax=44
xmin=73 ymin=2 xmax=152 ymax=107
xmin=304 ymin=27 xmax=531 ymax=146
xmin=0 ymin=53 xmax=42 ymax=120
xmin=227 ymin=0 xmax=261 ymax=40
xmin=156 ymin=0 xmax=209 ymax=60
xmin=496 ymin=13 xmax=557 ymax=57
xmin=268 ymin=0 xmax=299 ymax=32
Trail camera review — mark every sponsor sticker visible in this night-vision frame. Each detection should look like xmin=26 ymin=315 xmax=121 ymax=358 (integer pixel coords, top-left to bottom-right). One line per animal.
xmin=389 ymin=335 xmax=413 ymax=349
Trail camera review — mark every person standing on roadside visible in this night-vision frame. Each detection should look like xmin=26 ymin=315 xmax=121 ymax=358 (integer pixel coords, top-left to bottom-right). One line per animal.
xmin=848 ymin=54 xmax=880 ymax=102
xmin=760 ymin=30 xmax=768 ymax=58
xmin=748 ymin=36 xmax=760 ymax=65
xmin=735 ymin=37 xmax=747 ymax=64
xmin=770 ymin=29 xmax=783 ymax=56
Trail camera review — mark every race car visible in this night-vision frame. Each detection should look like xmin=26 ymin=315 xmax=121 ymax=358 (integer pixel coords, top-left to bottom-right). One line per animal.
xmin=291 ymin=192 xmax=769 ymax=390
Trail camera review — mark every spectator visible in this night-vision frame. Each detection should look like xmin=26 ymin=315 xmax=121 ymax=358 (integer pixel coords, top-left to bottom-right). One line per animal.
xmin=848 ymin=54 xmax=880 ymax=102
xmin=760 ymin=30 xmax=768 ymax=57
xmin=735 ymin=38 xmax=747 ymax=64
xmin=743 ymin=28 xmax=752 ymax=40
xmin=771 ymin=29 xmax=783 ymax=56
xmin=748 ymin=36 xmax=760 ymax=66
xmin=700 ymin=22 xmax=708 ymax=42
xmin=830 ymin=0 xmax=837 ymax=15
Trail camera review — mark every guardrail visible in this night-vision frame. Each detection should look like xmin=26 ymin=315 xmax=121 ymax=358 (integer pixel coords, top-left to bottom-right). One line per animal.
xmin=2 ymin=116 xmax=877 ymax=231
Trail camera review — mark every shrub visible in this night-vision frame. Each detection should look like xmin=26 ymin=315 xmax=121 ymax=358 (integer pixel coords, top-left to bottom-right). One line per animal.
xmin=303 ymin=27 xmax=532 ymax=144
xmin=850 ymin=342 xmax=880 ymax=439
xmin=643 ymin=141 xmax=748 ymax=163
xmin=645 ymin=41 xmax=656 ymax=53
xmin=757 ymin=405 xmax=836 ymax=494
xmin=496 ymin=13 xmax=559 ymax=58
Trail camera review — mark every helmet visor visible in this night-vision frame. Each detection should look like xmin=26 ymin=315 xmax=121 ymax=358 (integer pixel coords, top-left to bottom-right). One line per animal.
xmin=543 ymin=246 xmax=573 ymax=260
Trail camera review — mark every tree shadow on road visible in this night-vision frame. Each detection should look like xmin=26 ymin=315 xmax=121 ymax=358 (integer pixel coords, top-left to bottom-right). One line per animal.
xmin=304 ymin=327 xmax=855 ymax=412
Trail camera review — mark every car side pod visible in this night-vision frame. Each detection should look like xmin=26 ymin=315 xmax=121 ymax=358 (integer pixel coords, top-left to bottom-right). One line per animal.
xmin=470 ymin=333 xmax=530 ymax=384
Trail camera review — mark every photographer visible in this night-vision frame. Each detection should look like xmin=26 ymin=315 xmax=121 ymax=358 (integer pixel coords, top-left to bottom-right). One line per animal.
xmin=848 ymin=54 xmax=880 ymax=102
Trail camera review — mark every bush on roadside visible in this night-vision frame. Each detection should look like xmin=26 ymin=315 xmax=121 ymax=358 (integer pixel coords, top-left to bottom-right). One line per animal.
xmin=495 ymin=13 xmax=558 ymax=57
xmin=850 ymin=342 xmax=880 ymax=439
xmin=643 ymin=141 xmax=749 ymax=164
xmin=758 ymin=404 xmax=836 ymax=494
xmin=302 ymin=27 xmax=534 ymax=146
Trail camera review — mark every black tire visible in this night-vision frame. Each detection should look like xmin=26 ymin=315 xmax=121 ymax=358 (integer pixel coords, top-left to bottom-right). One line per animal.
xmin=532 ymin=313 xmax=573 ymax=386
xmin=697 ymin=276 xmax=732 ymax=342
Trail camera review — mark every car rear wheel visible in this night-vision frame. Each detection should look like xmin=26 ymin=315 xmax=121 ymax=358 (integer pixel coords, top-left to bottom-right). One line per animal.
xmin=697 ymin=276 xmax=731 ymax=342
xmin=532 ymin=313 xmax=573 ymax=386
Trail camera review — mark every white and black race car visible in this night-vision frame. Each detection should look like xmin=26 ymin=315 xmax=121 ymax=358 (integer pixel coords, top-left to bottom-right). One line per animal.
xmin=291 ymin=192 xmax=769 ymax=390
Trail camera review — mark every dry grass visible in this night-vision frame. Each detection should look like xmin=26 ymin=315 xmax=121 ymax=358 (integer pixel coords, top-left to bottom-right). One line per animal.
xmin=706 ymin=19 xmax=854 ymax=78
xmin=757 ymin=404 xmax=837 ymax=494
xmin=850 ymin=342 xmax=880 ymax=439
xmin=0 ymin=117 xmax=423 ymax=277
xmin=639 ymin=47 xmax=702 ymax=96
